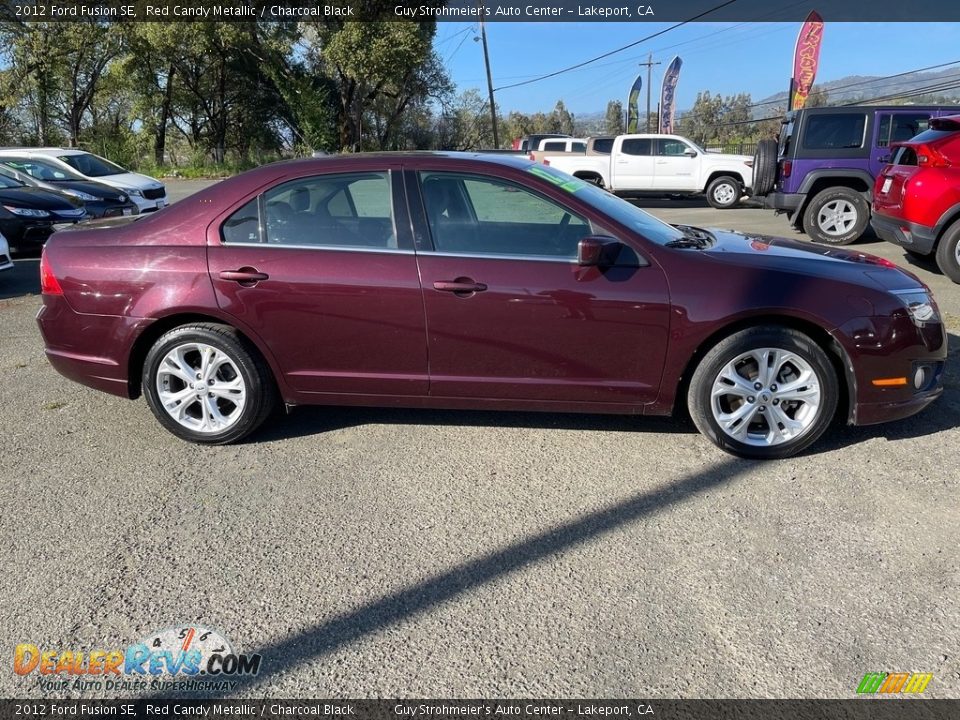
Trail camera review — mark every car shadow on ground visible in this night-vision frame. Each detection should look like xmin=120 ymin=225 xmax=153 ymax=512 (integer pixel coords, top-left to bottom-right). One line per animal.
xmin=625 ymin=196 xmax=764 ymax=210
xmin=254 ymin=406 xmax=696 ymax=443
xmin=150 ymin=455 xmax=749 ymax=700
xmin=0 ymin=257 xmax=40 ymax=301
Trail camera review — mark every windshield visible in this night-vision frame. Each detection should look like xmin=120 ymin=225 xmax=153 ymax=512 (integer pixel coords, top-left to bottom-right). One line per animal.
xmin=57 ymin=152 xmax=127 ymax=178
xmin=526 ymin=164 xmax=683 ymax=245
xmin=4 ymin=157 xmax=87 ymax=182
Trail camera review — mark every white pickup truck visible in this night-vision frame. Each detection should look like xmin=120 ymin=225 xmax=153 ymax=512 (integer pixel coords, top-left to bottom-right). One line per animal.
xmin=540 ymin=134 xmax=755 ymax=209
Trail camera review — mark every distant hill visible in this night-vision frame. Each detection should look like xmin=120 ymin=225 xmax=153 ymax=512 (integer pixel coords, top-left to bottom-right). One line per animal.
xmin=752 ymin=66 xmax=960 ymax=117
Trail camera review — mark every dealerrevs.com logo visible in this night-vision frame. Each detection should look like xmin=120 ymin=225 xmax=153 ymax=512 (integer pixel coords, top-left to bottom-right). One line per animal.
xmin=856 ymin=672 xmax=933 ymax=694
xmin=14 ymin=626 xmax=261 ymax=693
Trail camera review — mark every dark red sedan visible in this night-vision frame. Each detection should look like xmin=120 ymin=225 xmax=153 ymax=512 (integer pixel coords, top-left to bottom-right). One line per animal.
xmin=37 ymin=153 xmax=946 ymax=459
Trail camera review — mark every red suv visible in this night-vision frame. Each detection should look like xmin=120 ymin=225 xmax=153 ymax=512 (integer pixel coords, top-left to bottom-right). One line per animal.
xmin=872 ymin=115 xmax=960 ymax=282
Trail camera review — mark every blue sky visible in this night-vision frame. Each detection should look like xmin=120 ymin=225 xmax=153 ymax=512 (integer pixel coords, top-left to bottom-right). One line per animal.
xmin=434 ymin=22 xmax=960 ymax=115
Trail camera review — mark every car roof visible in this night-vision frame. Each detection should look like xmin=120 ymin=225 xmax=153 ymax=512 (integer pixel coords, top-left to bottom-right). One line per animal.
xmin=263 ymin=151 xmax=536 ymax=171
xmin=0 ymin=147 xmax=87 ymax=157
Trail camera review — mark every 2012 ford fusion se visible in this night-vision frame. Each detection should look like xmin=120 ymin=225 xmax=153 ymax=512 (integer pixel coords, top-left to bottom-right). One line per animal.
xmin=37 ymin=153 xmax=946 ymax=459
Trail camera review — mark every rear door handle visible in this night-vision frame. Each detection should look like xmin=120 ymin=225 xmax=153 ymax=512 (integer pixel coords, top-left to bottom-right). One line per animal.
xmin=219 ymin=269 xmax=269 ymax=284
xmin=433 ymin=279 xmax=487 ymax=294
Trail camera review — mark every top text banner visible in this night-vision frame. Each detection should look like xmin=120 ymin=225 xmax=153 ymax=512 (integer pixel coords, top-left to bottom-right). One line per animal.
xmin=3 ymin=0 xmax=960 ymax=22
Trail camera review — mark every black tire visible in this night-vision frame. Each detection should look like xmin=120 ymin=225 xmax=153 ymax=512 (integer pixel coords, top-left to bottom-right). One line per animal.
xmin=142 ymin=323 xmax=278 ymax=444
xmin=935 ymin=220 xmax=960 ymax=284
xmin=705 ymin=175 xmax=742 ymax=209
xmin=802 ymin=187 xmax=870 ymax=245
xmin=752 ymin=138 xmax=777 ymax=196
xmin=688 ymin=327 xmax=839 ymax=460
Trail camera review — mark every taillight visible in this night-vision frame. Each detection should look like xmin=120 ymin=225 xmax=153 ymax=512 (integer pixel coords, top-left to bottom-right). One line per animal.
xmin=40 ymin=252 xmax=63 ymax=295
xmin=916 ymin=144 xmax=951 ymax=167
xmin=780 ymin=160 xmax=792 ymax=178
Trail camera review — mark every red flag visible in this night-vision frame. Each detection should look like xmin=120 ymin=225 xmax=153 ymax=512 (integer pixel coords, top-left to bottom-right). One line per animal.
xmin=791 ymin=11 xmax=825 ymax=111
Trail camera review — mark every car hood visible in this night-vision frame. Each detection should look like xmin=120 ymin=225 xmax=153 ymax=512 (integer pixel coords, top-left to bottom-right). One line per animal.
xmin=92 ymin=172 xmax=164 ymax=192
xmin=0 ymin=186 xmax=83 ymax=210
xmin=48 ymin=180 xmax=131 ymax=202
xmin=696 ymin=227 xmax=925 ymax=292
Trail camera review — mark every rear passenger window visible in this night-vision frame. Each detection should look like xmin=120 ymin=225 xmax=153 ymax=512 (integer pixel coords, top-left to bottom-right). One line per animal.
xmin=222 ymin=172 xmax=397 ymax=249
xmin=621 ymin=139 xmax=652 ymax=156
xmin=802 ymin=114 xmax=867 ymax=149
xmin=221 ymin=198 xmax=261 ymax=244
xmin=892 ymin=146 xmax=918 ymax=166
xmin=541 ymin=141 xmax=566 ymax=151
xmin=592 ymin=138 xmax=614 ymax=154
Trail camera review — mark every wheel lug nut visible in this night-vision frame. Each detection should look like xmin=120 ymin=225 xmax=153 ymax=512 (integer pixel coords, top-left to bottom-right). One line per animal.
xmin=208 ymin=379 xmax=214 ymax=385
xmin=759 ymin=405 xmax=766 ymax=412
xmin=754 ymin=382 xmax=762 ymax=390
xmin=771 ymin=384 xmax=778 ymax=391
xmin=747 ymin=396 xmax=755 ymax=403
xmin=773 ymin=399 xmax=780 ymax=405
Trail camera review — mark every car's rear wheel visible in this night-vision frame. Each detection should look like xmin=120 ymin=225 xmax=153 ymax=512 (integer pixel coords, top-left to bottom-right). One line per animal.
xmin=935 ymin=220 xmax=960 ymax=284
xmin=688 ymin=327 xmax=838 ymax=459
xmin=142 ymin=323 xmax=277 ymax=444
xmin=802 ymin=187 xmax=870 ymax=245
xmin=705 ymin=176 xmax=742 ymax=209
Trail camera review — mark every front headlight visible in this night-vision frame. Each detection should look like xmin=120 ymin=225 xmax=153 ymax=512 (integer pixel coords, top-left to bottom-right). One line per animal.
xmin=64 ymin=190 xmax=103 ymax=202
xmin=893 ymin=290 xmax=939 ymax=325
xmin=126 ymin=189 xmax=143 ymax=197
xmin=3 ymin=205 xmax=51 ymax=218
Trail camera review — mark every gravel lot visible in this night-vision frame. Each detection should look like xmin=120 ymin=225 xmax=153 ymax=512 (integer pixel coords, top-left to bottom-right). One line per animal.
xmin=1 ymin=180 xmax=957 ymax=699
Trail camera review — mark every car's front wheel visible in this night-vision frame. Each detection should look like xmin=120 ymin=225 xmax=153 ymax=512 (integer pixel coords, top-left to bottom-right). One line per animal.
xmin=142 ymin=323 xmax=277 ymax=444
xmin=705 ymin=176 xmax=742 ymax=209
xmin=688 ymin=327 xmax=838 ymax=459
xmin=802 ymin=187 xmax=870 ymax=245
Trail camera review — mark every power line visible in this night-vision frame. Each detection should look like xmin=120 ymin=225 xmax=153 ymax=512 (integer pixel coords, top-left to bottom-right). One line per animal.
xmin=709 ymin=76 xmax=960 ymax=129
xmin=494 ymin=0 xmax=741 ymax=92
xmin=675 ymin=59 xmax=960 ymax=124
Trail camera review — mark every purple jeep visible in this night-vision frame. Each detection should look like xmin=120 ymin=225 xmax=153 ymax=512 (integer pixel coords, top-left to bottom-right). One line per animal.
xmin=752 ymin=105 xmax=960 ymax=245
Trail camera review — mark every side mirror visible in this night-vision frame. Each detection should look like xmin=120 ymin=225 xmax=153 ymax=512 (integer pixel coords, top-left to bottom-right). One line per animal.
xmin=683 ymin=148 xmax=698 ymax=157
xmin=577 ymin=236 xmax=622 ymax=267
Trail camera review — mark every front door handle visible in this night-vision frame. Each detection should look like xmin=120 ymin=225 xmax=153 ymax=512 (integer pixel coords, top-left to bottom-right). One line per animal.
xmin=219 ymin=268 xmax=269 ymax=286
xmin=433 ymin=279 xmax=487 ymax=295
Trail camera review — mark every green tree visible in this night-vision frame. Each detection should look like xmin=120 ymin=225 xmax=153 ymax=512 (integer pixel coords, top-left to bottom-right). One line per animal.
xmin=605 ymin=100 xmax=625 ymax=135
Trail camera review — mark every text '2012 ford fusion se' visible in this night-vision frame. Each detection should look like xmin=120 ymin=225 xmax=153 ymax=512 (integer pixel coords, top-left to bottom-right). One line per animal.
xmin=36 ymin=153 xmax=946 ymax=459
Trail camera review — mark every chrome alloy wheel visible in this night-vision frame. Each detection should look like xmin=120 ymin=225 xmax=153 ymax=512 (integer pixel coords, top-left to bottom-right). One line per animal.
xmin=713 ymin=182 xmax=737 ymax=205
xmin=710 ymin=348 xmax=822 ymax=447
xmin=817 ymin=199 xmax=858 ymax=237
xmin=156 ymin=342 xmax=247 ymax=433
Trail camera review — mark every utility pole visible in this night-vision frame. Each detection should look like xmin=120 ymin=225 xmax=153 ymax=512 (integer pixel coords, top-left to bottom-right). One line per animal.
xmin=638 ymin=53 xmax=661 ymax=133
xmin=478 ymin=5 xmax=500 ymax=148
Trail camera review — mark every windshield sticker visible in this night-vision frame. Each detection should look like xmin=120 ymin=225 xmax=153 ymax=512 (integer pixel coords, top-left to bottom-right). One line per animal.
xmin=527 ymin=165 xmax=588 ymax=193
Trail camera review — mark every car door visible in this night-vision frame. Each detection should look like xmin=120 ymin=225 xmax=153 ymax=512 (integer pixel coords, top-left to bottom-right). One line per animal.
xmin=407 ymin=166 xmax=670 ymax=406
xmin=653 ymin=138 xmax=700 ymax=190
xmin=612 ymin=138 xmax=655 ymax=189
xmin=206 ymin=168 xmax=429 ymax=397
